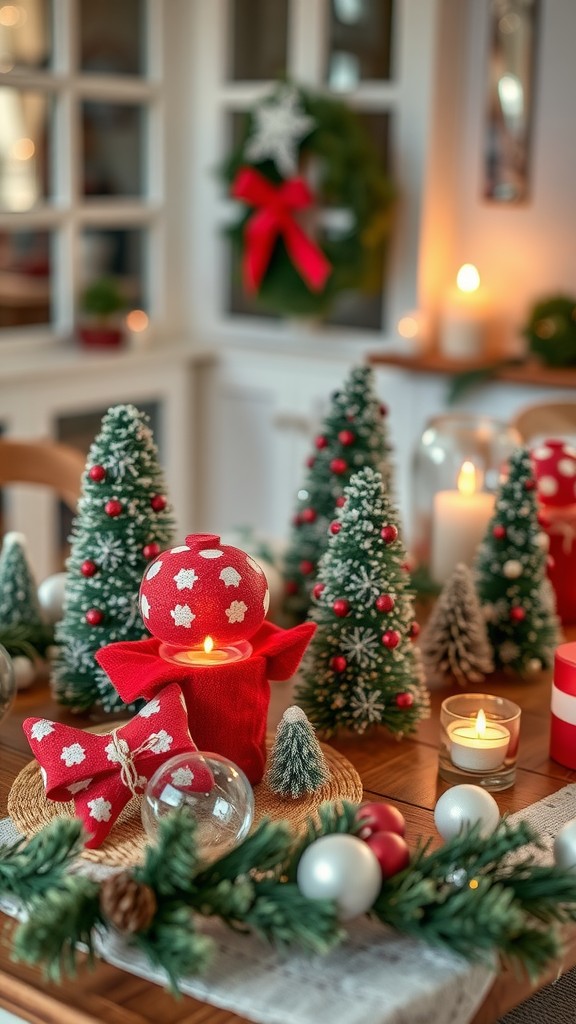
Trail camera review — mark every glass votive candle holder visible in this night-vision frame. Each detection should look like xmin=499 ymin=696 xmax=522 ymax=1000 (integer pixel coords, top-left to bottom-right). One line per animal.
xmin=439 ymin=693 xmax=521 ymax=791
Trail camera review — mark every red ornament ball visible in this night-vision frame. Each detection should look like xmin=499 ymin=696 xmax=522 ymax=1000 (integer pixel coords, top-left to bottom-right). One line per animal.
xmin=80 ymin=560 xmax=97 ymax=578
xmin=524 ymin=478 xmax=536 ymax=491
xmin=292 ymin=513 xmax=302 ymax=527
xmin=510 ymin=605 xmax=526 ymax=623
xmin=312 ymin=582 xmax=325 ymax=599
xmin=338 ymin=429 xmax=356 ymax=446
xmin=330 ymin=457 xmax=348 ymax=475
xmin=382 ymin=629 xmax=400 ymax=649
xmin=150 ymin=493 xmax=167 ymax=512
xmin=300 ymin=559 xmax=315 ymax=576
xmin=85 ymin=608 xmax=104 ymax=626
xmin=139 ymin=533 xmax=269 ymax=646
xmin=333 ymin=598 xmax=350 ymax=618
xmin=380 ymin=524 xmax=398 ymax=544
xmin=285 ymin=580 xmax=299 ymax=596
xmin=306 ymin=455 xmax=316 ymax=469
xmin=355 ymin=801 xmax=406 ymax=839
xmin=335 ymin=495 xmax=346 ymax=508
xmin=395 ymin=691 xmax=414 ymax=708
xmin=105 ymin=499 xmax=123 ymax=518
xmin=379 ymin=403 xmax=388 ymax=417
xmin=493 ymin=524 xmax=506 ymax=540
xmin=88 ymin=464 xmax=106 ymax=482
xmin=301 ymin=507 xmax=317 ymax=524
xmin=315 ymin=435 xmax=328 ymax=450
xmin=376 ymin=594 xmax=395 ymax=613
xmin=365 ymin=831 xmax=410 ymax=879
xmin=330 ymin=655 xmax=347 ymax=673
xmin=409 ymin=621 xmax=421 ymax=639
xmin=143 ymin=542 xmax=160 ymax=560
xmin=329 ymin=521 xmax=341 ymax=535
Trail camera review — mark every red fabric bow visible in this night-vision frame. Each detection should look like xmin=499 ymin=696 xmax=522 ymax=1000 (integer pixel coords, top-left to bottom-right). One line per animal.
xmin=96 ymin=620 xmax=316 ymax=785
xmin=232 ymin=166 xmax=332 ymax=294
xmin=23 ymin=683 xmax=211 ymax=848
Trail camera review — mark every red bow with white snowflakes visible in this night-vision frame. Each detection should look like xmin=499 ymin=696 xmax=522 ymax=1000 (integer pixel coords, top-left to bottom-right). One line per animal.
xmin=23 ymin=683 xmax=211 ymax=848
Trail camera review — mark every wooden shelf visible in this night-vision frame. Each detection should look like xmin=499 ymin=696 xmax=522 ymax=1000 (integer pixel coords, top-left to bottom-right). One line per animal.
xmin=367 ymin=352 xmax=576 ymax=389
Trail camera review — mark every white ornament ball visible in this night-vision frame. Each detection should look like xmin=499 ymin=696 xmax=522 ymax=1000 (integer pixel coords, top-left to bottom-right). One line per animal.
xmin=526 ymin=657 xmax=542 ymax=675
xmin=434 ymin=785 xmax=500 ymax=841
xmin=503 ymin=559 xmax=523 ymax=580
xmin=535 ymin=532 xmax=550 ymax=551
xmin=554 ymin=820 xmax=576 ymax=871
xmin=296 ymin=834 xmax=382 ymax=921
xmin=37 ymin=572 xmax=67 ymax=624
xmin=12 ymin=655 xmax=36 ymax=690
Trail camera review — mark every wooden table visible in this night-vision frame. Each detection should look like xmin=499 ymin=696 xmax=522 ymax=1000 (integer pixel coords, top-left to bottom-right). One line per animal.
xmin=0 ymin=662 xmax=575 ymax=1024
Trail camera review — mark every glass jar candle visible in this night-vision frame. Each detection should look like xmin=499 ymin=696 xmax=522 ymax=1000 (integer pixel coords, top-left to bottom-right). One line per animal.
xmin=439 ymin=692 xmax=521 ymax=791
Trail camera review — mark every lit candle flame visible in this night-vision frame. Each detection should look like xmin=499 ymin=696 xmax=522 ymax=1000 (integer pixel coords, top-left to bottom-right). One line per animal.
xmin=475 ymin=708 xmax=487 ymax=738
xmin=456 ymin=263 xmax=480 ymax=293
xmin=457 ymin=460 xmax=477 ymax=497
xmin=203 ymin=636 xmax=214 ymax=653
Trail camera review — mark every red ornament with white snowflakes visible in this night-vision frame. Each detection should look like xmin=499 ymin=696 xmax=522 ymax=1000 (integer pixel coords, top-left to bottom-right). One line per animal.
xmin=532 ymin=439 xmax=576 ymax=623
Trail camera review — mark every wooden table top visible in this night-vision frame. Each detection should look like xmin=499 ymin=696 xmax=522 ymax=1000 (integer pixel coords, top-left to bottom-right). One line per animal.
xmin=0 ymin=657 xmax=574 ymax=1024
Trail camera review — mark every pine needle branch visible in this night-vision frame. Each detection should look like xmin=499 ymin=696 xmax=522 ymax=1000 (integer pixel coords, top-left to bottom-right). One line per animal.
xmin=136 ymin=809 xmax=200 ymax=898
xmin=285 ymin=800 xmax=360 ymax=882
xmin=0 ymin=819 xmax=84 ymax=903
xmin=12 ymin=874 xmax=101 ymax=980
xmin=134 ymin=904 xmax=214 ymax=996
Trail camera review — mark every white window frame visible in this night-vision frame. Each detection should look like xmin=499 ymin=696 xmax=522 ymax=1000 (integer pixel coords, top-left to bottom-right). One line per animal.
xmin=0 ymin=0 xmax=166 ymax=351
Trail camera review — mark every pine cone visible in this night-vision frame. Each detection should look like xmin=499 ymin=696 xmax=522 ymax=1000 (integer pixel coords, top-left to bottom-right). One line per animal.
xmin=99 ymin=870 xmax=157 ymax=934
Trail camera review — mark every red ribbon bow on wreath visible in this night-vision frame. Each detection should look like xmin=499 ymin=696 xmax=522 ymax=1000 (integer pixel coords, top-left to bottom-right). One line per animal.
xmin=23 ymin=683 xmax=212 ymax=848
xmin=231 ymin=166 xmax=332 ymax=295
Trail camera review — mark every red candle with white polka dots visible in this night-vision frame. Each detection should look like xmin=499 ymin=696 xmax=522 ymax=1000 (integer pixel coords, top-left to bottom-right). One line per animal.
xmin=532 ymin=440 xmax=576 ymax=623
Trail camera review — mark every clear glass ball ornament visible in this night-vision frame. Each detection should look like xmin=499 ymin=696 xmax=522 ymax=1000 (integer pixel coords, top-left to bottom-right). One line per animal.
xmin=0 ymin=644 xmax=15 ymax=724
xmin=141 ymin=751 xmax=254 ymax=862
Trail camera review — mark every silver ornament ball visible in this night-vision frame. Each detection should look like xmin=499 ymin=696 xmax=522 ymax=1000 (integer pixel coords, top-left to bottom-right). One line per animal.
xmin=12 ymin=655 xmax=36 ymax=690
xmin=526 ymin=658 xmax=542 ymax=675
xmin=297 ymin=833 xmax=382 ymax=920
xmin=503 ymin=559 xmax=523 ymax=580
xmin=37 ymin=572 xmax=67 ymax=624
xmin=554 ymin=820 xmax=576 ymax=871
xmin=434 ymin=785 xmax=500 ymax=841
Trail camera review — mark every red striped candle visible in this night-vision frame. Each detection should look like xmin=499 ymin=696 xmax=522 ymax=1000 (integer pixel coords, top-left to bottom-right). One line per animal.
xmin=550 ymin=642 xmax=576 ymax=769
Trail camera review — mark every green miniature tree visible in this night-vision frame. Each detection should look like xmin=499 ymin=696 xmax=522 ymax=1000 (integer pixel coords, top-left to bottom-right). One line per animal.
xmin=53 ymin=404 xmax=176 ymax=713
xmin=296 ymin=466 xmax=429 ymax=736
xmin=266 ymin=706 xmax=330 ymax=798
xmin=474 ymin=446 xmax=561 ymax=675
xmin=282 ymin=365 xmax=393 ymax=624
xmin=0 ymin=533 xmax=53 ymax=660
xmin=420 ymin=562 xmax=494 ymax=686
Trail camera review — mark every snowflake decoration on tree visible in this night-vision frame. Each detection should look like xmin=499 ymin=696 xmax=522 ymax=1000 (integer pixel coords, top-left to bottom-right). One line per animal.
xmin=350 ymin=686 xmax=385 ymax=728
xmin=340 ymin=626 xmax=379 ymax=667
xmin=244 ymin=86 xmax=315 ymax=176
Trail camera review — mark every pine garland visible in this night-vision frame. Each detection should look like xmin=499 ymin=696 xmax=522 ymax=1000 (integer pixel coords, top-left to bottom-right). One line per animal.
xmin=2 ymin=805 xmax=576 ymax=994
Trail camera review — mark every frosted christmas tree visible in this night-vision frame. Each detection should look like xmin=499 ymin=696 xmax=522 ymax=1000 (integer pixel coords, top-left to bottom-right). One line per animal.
xmin=282 ymin=365 xmax=393 ymax=624
xmin=0 ymin=532 xmax=52 ymax=666
xmin=474 ymin=446 xmax=561 ymax=675
xmin=420 ymin=563 xmax=494 ymax=686
xmin=53 ymin=405 xmax=176 ymax=712
xmin=295 ymin=466 xmax=429 ymax=736
xmin=266 ymin=706 xmax=330 ymax=798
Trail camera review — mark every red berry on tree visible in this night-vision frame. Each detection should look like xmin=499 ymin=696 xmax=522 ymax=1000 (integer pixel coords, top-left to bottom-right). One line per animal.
xmin=285 ymin=580 xmax=299 ymax=596
xmin=315 ymin=435 xmax=328 ymax=450
xmin=395 ymin=691 xmax=414 ymax=708
xmin=80 ymin=560 xmax=97 ymax=578
xmin=143 ymin=542 xmax=160 ymax=560
xmin=333 ymin=598 xmax=350 ymax=617
xmin=306 ymin=455 xmax=316 ymax=469
xmin=355 ymin=801 xmax=406 ymax=839
xmin=88 ymin=464 xmax=106 ymax=482
xmin=150 ymin=493 xmax=167 ymax=512
xmin=376 ymin=593 xmax=394 ymax=613
xmin=329 ymin=521 xmax=341 ymax=535
xmin=365 ymin=831 xmax=410 ymax=879
xmin=300 ymin=559 xmax=314 ymax=576
xmin=409 ymin=621 xmax=420 ymax=639
xmin=379 ymin=403 xmax=388 ymax=417
xmin=85 ymin=608 xmax=104 ymax=626
xmin=336 ymin=495 xmax=346 ymax=508
xmin=338 ymin=429 xmax=355 ymax=446
xmin=104 ymin=499 xmax=122 ymax=518
xmin=330 ymin=457 xmax=348 ymax=475
xmin=292 ymin=513 xmax=302 ymax=527
xmin=312 ymin=582 xmax=326 ymax=599
xmin=301 ymin=507 xmax=317 ymax=524
xmin=330 ymin=655 xmax=347 ymax=673
xmin=382 ymin=629 xmax=400 ymax=649
xmin=524 ymin=478 xmax=536 ymax=491
xmin=493 ymin=524 xmax=506 ymax=540
xmin=380 ymin=524 xmax=398 ymax=544
xmin=510 ymin=605 xmax=526 ymax=622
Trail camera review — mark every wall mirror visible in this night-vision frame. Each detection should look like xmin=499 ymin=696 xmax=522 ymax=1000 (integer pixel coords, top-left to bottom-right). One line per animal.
xmin=484 ymin=0 xmax=539 ymax=203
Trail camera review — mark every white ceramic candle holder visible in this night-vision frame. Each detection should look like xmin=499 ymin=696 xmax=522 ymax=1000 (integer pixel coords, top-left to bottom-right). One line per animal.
xmin=439 ymin=693 xmax=521 ymax=791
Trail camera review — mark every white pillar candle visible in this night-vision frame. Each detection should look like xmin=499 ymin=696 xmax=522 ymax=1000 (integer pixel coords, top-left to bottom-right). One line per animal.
xmin=440 ymin=264 xmax=488 ymax=360
xmin=431 ymin=461 xmax=495 ymax=583
xmin=448 ymin=709 xmax=510 ymax=772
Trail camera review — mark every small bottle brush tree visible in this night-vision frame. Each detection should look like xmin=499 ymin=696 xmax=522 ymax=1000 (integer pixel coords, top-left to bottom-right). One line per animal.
xmin=420 ymin=562 xmax=494 ymax=686
xmin=296 ymin=466 xmax=429 ymax=736
xmin=474 ymin=446 xmax=561 ymax=675
xmin=266 ymin=706 xmax=330 ymax=798
xmin=53 ymin=404 xmax=176 ymax=713
xmin=282 ymin=365 xmax=394 ymax=625
xmin=0 ymin=532 xmax=53 ymax=660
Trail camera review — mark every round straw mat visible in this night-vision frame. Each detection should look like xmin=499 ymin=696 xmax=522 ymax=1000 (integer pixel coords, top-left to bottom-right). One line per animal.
xmin=8 ymin=730 xmax=363 ymax=868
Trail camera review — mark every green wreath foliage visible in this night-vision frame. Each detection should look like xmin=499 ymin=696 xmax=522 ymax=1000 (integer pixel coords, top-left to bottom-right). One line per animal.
xmin=523 ymin=294 xmax=576 ymax=367
xmin=222 ymin=84 xmax=396 ymax=318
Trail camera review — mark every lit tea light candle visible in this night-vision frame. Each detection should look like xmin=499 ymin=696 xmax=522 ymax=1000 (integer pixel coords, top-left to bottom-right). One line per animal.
xmin=431 ymin=460 xmax=495 ymax=583
xmin=159 ymin=635 xmax=253 ymax=667
xmin=440 ymin=263 xmax=488 ymax=360
xmin=448 ymin=708 xmax=510 ymax=772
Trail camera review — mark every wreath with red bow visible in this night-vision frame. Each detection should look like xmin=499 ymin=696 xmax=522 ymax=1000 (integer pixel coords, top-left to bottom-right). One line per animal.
xmin=222 ymin=84 xmax=396 ymax=318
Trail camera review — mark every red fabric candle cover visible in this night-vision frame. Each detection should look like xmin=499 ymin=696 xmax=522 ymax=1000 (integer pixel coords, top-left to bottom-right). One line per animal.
xmin=96 ymin=620 xmax=316 ymax=784
xmin=550 ymin=641 xmax=576 ymax=769
xmin=542 ymin=505 xmax=576 ymax=624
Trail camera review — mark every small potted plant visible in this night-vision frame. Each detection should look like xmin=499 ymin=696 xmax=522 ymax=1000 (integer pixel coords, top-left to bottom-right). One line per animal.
xmin=78 ymin=277 xmax=125 ymax=349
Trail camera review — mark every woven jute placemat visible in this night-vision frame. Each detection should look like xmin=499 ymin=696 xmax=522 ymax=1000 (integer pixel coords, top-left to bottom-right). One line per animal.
xmin=8 ymin=731 xmax=363 ymax=868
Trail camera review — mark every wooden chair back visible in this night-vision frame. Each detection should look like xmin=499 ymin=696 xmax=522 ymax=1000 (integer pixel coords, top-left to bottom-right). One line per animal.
xmin=0 ymin=438 xmax=86 ymax=511
xmin=510 ymin=402 xmax=576 ymax=443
